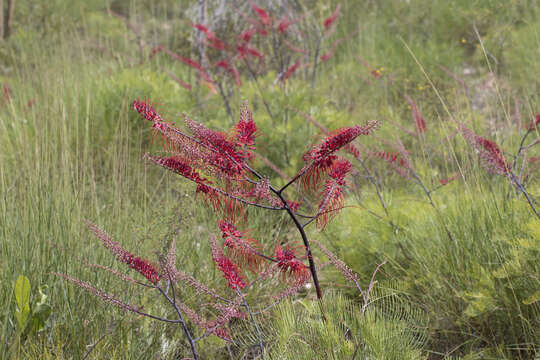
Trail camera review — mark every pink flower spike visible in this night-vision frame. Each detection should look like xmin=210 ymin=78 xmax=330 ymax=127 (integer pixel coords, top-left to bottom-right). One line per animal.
xmin=133 ymin=98 xmax=163 ymax=123
xmin=404 ymin=94 xmax=427 ymax=133
xmin=235 ymin=102 xmax=258 ymax=147
xmin=323 ymin=4 xmax=341 ymax=29
xmin=238 ymin=27 xmax=257 ymax=43
xmin=525 ymin=113 xmax=540 ymax=131
xmin=282 ymin=59 xmax=303 ymax=82
xmin=275 ymin=244 xmax=309 ymax=283
xmin=250 ymin=1 xmax=271 ymax=26
xmin=211 ymin=236 xmax=246 ymax=289
xmin=277 ymin=16 xmax=292 ymax=33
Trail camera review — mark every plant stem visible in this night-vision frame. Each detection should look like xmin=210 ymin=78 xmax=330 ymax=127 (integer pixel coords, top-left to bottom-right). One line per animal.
xmin=156 ymin=286 xmax=199 ymax=360
xmin=275 ymin=191 xmax=323 ymax=299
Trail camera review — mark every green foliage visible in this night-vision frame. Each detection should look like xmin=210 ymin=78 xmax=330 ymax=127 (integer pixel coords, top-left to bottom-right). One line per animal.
xmin=12 ymin=276 xmax=51 ymax=347
xmin=1 ymin=0 xmax=539 ymax=358
xmin=266 ymin=289 xmax=426 ymax=359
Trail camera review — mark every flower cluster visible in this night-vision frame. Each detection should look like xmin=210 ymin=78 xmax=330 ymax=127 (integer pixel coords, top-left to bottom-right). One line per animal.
xmin=86 ymin=221 xmax=160 ymax=283
xmin=275 ymin=244 xmax=309 ymax=282
xmin=211 ymin=236 xmax=246 ymax=290
xmin=305 ymin=123 xmax=378 ymax=166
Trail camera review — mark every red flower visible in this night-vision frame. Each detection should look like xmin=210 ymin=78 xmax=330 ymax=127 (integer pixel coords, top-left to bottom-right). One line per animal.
xmin=218 ymin=220 xmax=261 ymax=272
xmin=237 ymin=43 xmax=264 ymax=60
xmin=323 ymin=4 xmax=341 ymax=29
xmin=305 ymin=123 xmax=377 ymax=165
xmin=211 ymin=236 xmax=246 ymax=289
xmin=238 ymin=27 xmax=256 ymax=43
xmin=277 ymin=16 xmax=292 ymax=33
xmin=235 ymin=103 xmax=258 ymax=147
xmin=526 ymin=113 xmax=540 ymax=131
xmin=282 ymin=60 xmax=302 ymax=82
xmin=250 ymin=2 xmax=271 ymax=26
xmin=275 ymin=244 xmax=309 ymax=282
xmin=133 ymin=98 xmax=163 ymax=123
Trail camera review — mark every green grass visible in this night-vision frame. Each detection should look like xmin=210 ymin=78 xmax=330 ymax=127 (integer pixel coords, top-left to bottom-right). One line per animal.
xmin=1 ymin=0 xmax=539 ymax=358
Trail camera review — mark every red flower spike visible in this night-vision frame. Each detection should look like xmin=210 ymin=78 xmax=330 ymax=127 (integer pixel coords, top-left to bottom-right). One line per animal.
xmin=211 ymin=236 xmax=246 ymax=290
xmin=275 ymin=244 xmax=309 ymax=283
xmin=184 ymin=116 xmax=245 ymax=176
xmin=461 ymin=125 xmax=509 ymax=176
xmin=306 ymin=124 xmax=377 ymax=165
xmin=302 ymin=155 xmax=337 ymax=192
xmin=250 ymin=1 xmax=271 ymax=26
xmin=323 ymin=4 xmax=341 ymax=29
xmin=238 ymin=27 xmax=257 ymax=43
xmin=235 ymin=102 xmax=258 ymax=148
xmin=525 ymin=113 xmax=540 ymax=131
xmin=146 ymin=155 xmax=211 ymax=187
xmin=301 ymin=123 xmax=377 ymax=190
xmin=86 ymin=222 xmax=160 ymax=283
xmin=477 ymin=137 xmax=509 ymax=176
xmin=328 ymin=159 xmax=352 ymax=184
xmin=277 ymin=16 xmax=293 ymax=33
xmin=404 ymin=95 xmax=427 ymax=133
xmin=282 ymin=60 xmax=303 ymax=82
xmin=316 ymin=179 xmax=345 ymax=230
xmin=133 ymin=98 xmax=163 ymax=123
xmin=218 ymin=220 xmax=262 ymax=272
xmin=237 ymin=43 xmax=264 ymax=60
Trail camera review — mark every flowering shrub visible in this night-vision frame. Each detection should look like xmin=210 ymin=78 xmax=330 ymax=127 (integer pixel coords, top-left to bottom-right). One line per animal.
xmin=55 ymin=99 xmax=379 ymax=359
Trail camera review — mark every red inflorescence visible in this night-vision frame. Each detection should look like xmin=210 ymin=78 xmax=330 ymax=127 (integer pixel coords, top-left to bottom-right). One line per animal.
xmin=217 ymin=256 xmax=246 ymax=289
xmin=236 ymin=43 xmax=264 ymax=60
xmin=238 ymin=27 xmax=256 ymax=43
xmin=133 ymin=98 xmax=163 ymax=123
xmin=275 ymin=244 xmax=309 ymax=282
xmin=149 ymin=155 xmax=210 ymax=186
xmin=215 ymin=60 xmax=241 ymax=86
xmin=251 ymin=2 xmax=271 ymax=26
xmin=277 ymin=16 xmax=292 ymax=33
xmin=235 ymin=104 xmax=258 ymax=148
xmin=218 ymin=220 xmax=261 ymax=272
xmin=306 ymin=123 xmax=377 ymax=165
xmin=477 ymin=137 xmax=509 ymax=176
xmin=125 ymin=254 xmax=161 ymax=283
xmin=211 ymin=236 xmax=246 ymax=289
xmin=526 ymin=113 xmax=540 ymax=131
xmin=282 ymin=60 xmax=302 ymax=82
xmin=328 ymin=159 xmax=352 ymax=184
xmin=287 ymin=200 xmax=301 ymax=213
xmin=323 ymin=4 xmax=341 ymax=29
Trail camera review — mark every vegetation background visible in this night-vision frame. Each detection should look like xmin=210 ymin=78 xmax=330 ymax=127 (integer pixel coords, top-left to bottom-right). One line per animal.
xmin=0 ymin=0 xmax=538 ymax=358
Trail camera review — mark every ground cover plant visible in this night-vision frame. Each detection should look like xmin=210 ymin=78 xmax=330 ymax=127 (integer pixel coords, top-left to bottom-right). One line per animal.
xmin=0 ymin=0 xmax=539 ymax=359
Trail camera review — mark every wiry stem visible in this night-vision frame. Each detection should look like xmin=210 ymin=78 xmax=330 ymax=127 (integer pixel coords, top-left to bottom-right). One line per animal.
xmin=509 ymin=171 xmax=540 ymax=219
xmin=156 ymin=284 xmax=199 ymax=359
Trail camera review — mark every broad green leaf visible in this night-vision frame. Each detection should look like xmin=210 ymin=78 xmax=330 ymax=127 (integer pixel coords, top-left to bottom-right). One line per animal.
xmin=15 ymin=303 xmax=30 ymax=330
xmin=14 ymin=275 xmax=31 ymax=312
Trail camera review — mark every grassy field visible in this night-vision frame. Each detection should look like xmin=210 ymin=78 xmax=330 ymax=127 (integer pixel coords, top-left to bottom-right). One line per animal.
xmin=1 ymin=0 xmax=539 ymax=359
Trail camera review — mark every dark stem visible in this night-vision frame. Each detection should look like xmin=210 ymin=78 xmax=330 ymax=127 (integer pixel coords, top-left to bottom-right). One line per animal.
xmin=509 ymin=171 xmax=540 ymax=219
xmin=274 ymin=191 xmax=323 ymax=299
xmin=242 ymin=58 xmax=274 ymax=119
xmin=217 ymin=81 xmax=234 ymax=123
xmin=156 ymin=285 xmax=199 ymax=360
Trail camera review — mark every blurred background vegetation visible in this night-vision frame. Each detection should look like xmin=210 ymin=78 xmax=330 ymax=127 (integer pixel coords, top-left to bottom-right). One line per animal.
xmin=0 ymin=0 xmax=538 ymax=358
